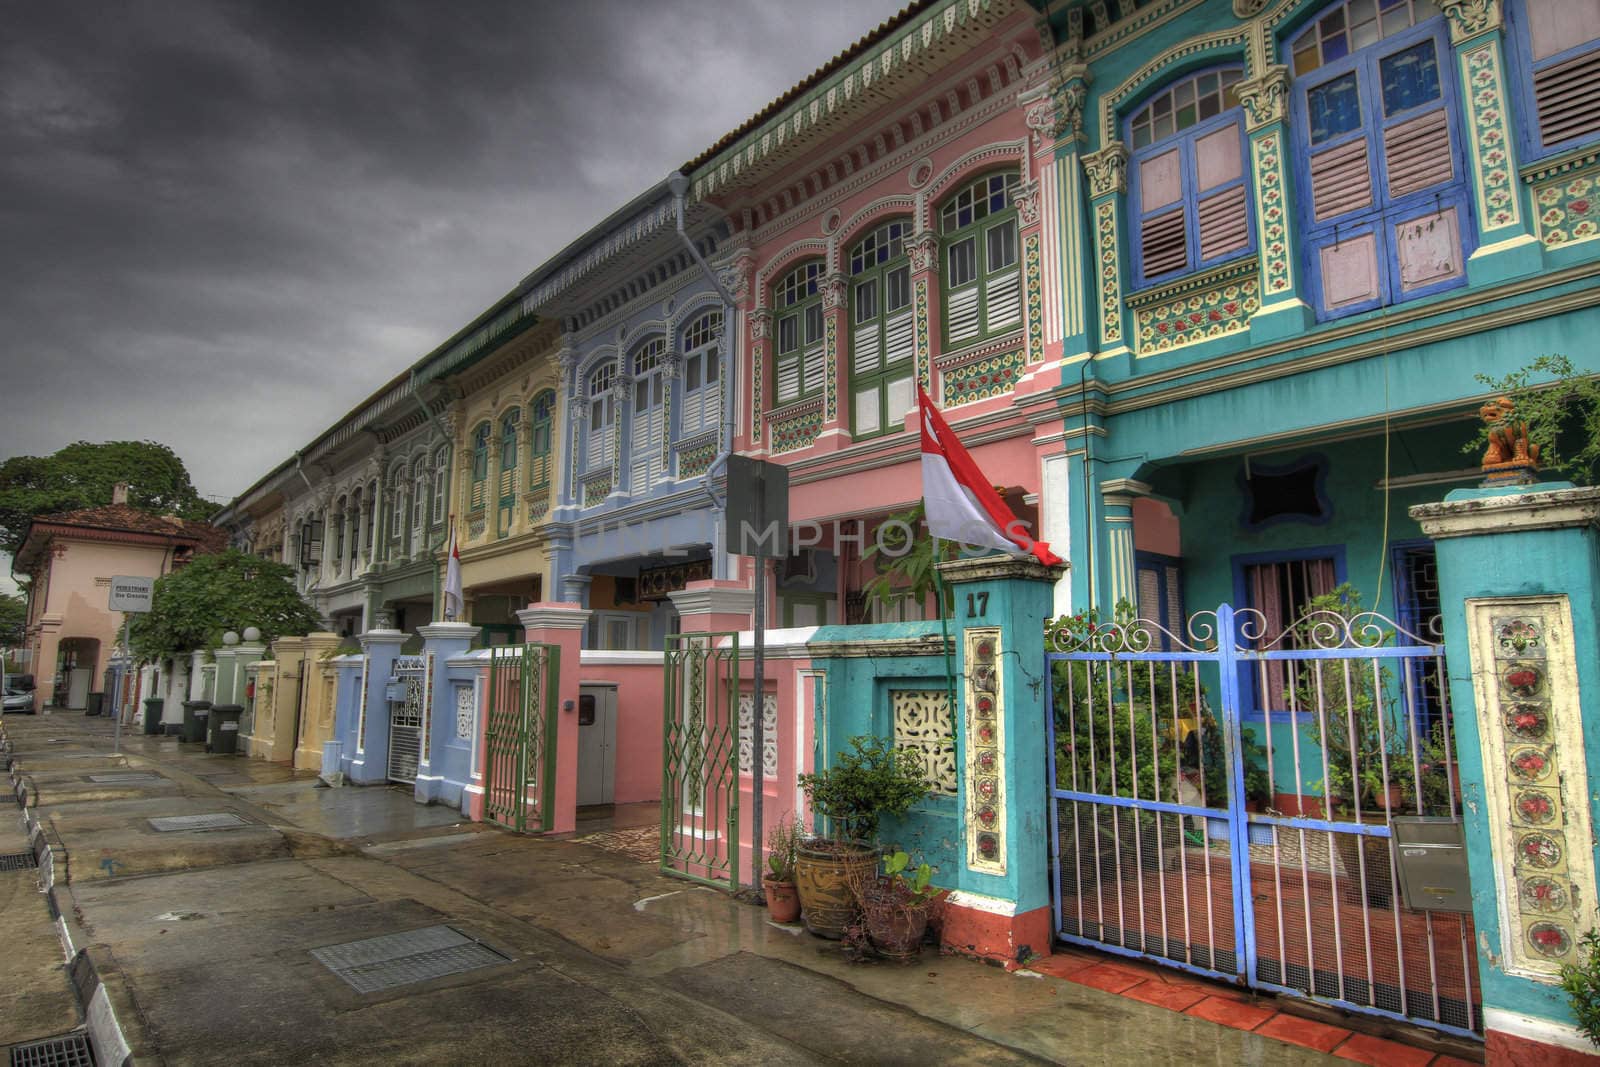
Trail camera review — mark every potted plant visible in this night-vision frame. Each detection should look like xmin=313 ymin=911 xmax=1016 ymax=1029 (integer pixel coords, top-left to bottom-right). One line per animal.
xmin=763 ymin=813 xmax=802 ymax=923
xmin=853 ymin=850 xmax=944 ymax=962
xmin=796 ymin=735 xmax=930 ymax=939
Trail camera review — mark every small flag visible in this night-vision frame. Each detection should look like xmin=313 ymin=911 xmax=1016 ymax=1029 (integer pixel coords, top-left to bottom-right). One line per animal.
xmin=442 ymin=520 xmax=463 ymax=621
xmin=918 ymin=386 xmax=1062 ymax=566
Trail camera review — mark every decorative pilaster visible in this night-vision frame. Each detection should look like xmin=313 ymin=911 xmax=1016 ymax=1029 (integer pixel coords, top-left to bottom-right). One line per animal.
xmin=1082 ymin=142 xmax=1129 ymax=357
xmin=557 ymin=339 xmax=580 ymax=509
xmin=909 ymin=232 xmax=940 ymax=391
xmin=822 ymin=273 xmax=846 ymax=428
xmin=1439 ymin=0 xmax=1542 ymax=283
xmin=1099 ymin=479 xmax=1147 ymax=612
xmin=1236 ymin=65 xmax=1316 ymax=340
xmin=749 ymin=309 xmax=771 ymax=443
xmin=608 ymin=369 xmax=631 ymax=495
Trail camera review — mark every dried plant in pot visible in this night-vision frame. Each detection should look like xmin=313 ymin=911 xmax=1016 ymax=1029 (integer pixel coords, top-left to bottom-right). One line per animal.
xmin=763 ymin=813 xmax=802 ymax=924
xmin=796 ymin=736 xmax=929 ymax=939
xmin=851 ymin=850 xmax=944 ymax=962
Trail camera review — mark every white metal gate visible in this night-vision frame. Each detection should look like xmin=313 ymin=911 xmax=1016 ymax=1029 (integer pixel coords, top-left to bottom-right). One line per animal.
xmin=387 ymin=656 xmax=426 ymax=784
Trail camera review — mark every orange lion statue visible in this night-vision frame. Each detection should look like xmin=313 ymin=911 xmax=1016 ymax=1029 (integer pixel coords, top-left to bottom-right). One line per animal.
xmin=1480 ymin=395 xmax=1541 ymax=470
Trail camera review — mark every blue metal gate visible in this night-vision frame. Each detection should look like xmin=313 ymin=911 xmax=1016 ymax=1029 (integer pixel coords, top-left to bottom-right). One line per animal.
xmin=1046 ymin=603 xmax=1480 ymax=1037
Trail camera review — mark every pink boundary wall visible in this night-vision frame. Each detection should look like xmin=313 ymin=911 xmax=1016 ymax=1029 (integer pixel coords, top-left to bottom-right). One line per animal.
xmin=463 ymin=590 xmax=817 ymax=866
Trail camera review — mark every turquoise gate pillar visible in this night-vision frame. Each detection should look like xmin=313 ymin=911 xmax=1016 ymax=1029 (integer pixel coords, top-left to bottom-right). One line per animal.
xmin=1411 ymin=483 xmax=1600 ymax=1063
xmin=933 ymin=554 xmax=1065 ymax=964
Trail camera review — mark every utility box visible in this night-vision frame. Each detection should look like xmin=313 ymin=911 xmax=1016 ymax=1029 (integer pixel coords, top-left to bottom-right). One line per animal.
xmin=1391 ymin=816 xmax=1472 ymax=913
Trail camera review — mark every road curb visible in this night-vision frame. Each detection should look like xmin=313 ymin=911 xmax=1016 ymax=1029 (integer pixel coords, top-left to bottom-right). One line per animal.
xmin=3 ymin=722 xmax=143 ymax=1066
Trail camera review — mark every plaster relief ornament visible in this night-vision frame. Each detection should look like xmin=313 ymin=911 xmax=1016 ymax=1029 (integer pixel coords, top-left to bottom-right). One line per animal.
xmin=1479 ymin=395 xmax=1541 ymax=484
xmin=1013 ymin=180 xmax=1041 ymax=225
xmin=908 ymin=233 xmax=940 ymax=273
xmin=1083 ymin=143 xmax=1129 ymax=197
xmin=1439 ymin=0 xmax=1502 ymax=42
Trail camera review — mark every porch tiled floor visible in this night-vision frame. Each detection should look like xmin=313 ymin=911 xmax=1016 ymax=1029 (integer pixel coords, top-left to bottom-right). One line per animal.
xmin=1028 ymin=947 xmax=1482 ymax=1064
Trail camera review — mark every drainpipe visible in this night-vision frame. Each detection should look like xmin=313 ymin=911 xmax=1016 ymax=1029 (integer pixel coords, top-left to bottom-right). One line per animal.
xmin=668 ymin=170 xmax=736 ymax=580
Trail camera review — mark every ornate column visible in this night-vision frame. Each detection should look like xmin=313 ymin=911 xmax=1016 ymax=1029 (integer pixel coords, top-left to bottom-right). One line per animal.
xmin=1098 ymin=478 xmax=1149 ymax=614
xmin=1081 ymin=141 xmax=1130 ymax=360
xmin=818 ymin=271 xmax=848 ymax=442
xmin=1438 ymin=0 xmax=1543 ymax=285
xmin=748 ymin=308 xmax=771 ymax=450
xmin=660 ymin=336 xmax=680 ymax=480
xmin=556 ymin=338 xmax=580 ymax=509
xmin=1236 ymin=65 xmax=1316 ymax=341
xmin=608 ymin=368 xmax=632 ymax=499
xmin=1025 ymin=53 xmax=1093 ymax=363
xmin=907 ymin=232 xmax=941 ymax=395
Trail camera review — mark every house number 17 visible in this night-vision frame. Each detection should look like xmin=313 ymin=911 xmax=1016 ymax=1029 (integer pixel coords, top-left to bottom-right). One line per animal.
xmin=965 ymin=592 xmax=989 ymax=618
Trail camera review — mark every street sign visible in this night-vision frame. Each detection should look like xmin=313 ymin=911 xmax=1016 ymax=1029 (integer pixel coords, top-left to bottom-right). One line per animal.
xmin=108 ymin=576 xmax=155 ymax=613
xmin=723 ymin=455 xmax=788 ymax=557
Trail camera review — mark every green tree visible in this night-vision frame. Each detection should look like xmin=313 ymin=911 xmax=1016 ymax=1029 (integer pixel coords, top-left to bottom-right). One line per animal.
xmin=1466 ymin=355 xmax=1600 ymax=484
xmin=129 ymin=550 xmax=320 ymax=660
xmin=0 ymin=440 xmax=218 ymax=558
xmin=0 ymin=592 xmax=24 ymax=647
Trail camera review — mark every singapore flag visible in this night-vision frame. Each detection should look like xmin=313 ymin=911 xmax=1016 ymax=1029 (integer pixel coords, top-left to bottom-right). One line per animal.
xmin=918 ymin=386 xmax=1062 ymax=566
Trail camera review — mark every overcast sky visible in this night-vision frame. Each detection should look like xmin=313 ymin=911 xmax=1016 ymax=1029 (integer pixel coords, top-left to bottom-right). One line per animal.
xmin=0 ymin=0 xmax=908 ymax=575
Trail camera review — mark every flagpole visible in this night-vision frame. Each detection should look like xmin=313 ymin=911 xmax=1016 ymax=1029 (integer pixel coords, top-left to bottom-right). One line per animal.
xmin=931 ymin=536 xmax=959 ymax=744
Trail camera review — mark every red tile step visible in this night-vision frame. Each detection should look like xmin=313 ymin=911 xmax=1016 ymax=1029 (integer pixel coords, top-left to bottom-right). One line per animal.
xmin=1038 ymin=946 xmax=1481 ymax=1066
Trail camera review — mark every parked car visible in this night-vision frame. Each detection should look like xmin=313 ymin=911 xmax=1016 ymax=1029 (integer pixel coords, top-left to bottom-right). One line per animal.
xmin=3 ymin=688 xmax=33 ymax=713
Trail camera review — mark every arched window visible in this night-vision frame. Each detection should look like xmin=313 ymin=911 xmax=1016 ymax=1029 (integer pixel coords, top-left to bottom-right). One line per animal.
xmin=410 ymin=458 xmax=427 ymax=536
xmin=1507 ymin=0 xmax=1600 ymax=159
xmin=631 ymin=337 xmax=666 ymax=492
xmin=939 ymin=171 xmax=1021 ymax=346
xmin=773 ymin=260 xmax=824 ymax=405
xmin=333 ymin=495 xmax=347 ymax=564
xmin=389 ymin=464 xmax=407 ymax=543
xmin=498 ymin=409 xmax=520 ymax=509
xmin=587 ymin=362 xmax=617 ymax=472
xmin=848 ymin=220 xmax=915 ymax=438
xmin=528 ymin=390 xmax=555 ymax=490
xmin=364 ymin=480 xmax=377 ymax=555
xmin=432 ymin=447 xmax=448 ymax=525
xmin=1289 ymin=0 xmax=1469 ymax=318
xmin=470 ymin=422 xmax=491 ymax=510
xmin=1128 ymin=67 xmax=1251 ymax=287
xmin=680 ymin=312 xmax=722 ymax=438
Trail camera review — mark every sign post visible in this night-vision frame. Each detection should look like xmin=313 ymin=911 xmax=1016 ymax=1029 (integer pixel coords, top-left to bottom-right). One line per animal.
xmin=108 ymin=576 xmax=155 ymax=754
xmin=724 ymin=457 xmax=788 ymax=888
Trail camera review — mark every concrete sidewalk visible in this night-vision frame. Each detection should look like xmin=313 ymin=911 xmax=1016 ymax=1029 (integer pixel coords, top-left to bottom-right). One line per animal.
xmin=3 ymin=712 xmax=1456 ymax=1066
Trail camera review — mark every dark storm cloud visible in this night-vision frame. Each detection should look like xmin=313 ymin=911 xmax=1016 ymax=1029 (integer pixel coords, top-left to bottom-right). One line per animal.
xmin=0 ymin=0 xmax=908 ymax=518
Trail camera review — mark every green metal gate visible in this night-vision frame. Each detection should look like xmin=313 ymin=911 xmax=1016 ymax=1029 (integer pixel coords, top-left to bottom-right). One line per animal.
xmin=661 ymin=632 xmax=740 ymax=888
xmin=484 ymin=643 xmax=558 ymax=833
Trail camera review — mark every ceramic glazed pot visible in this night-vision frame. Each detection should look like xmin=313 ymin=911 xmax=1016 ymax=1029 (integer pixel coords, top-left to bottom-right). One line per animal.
xmin=764 ymin=877 xmax=802 ymax=923
xmin=794 ymin=839 xmax=876 ymax=939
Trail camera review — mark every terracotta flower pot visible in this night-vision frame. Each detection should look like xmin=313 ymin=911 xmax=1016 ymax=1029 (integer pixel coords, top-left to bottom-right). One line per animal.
xmin=862 ymin=898 xmax=931 ymax=961
xmin=763 ymin=877 xmax=801 ymax=923
xmin=794 ymin=839 xmax=877 ymax=939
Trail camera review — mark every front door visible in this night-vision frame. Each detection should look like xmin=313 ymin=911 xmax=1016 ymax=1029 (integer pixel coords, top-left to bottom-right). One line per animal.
xmin=577 ymin=685 xmax=617 ymax=806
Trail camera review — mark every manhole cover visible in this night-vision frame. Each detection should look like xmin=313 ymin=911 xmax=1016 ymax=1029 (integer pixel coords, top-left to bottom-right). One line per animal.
xmin=0 ymin=851 xmax=39 ymax=871
xmin=8 ymin=1032 xmax=94 ymax=1067
xmin=148 ymin=813 xmax=249 ymax=832
xmin=310 ymin=925 xmax=510 ymax=994
xmin=87 ymin=774 xmax=161 ymax=783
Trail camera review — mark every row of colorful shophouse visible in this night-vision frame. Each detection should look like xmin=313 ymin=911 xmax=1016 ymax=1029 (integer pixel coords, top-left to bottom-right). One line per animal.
xmin=196 ymin=0 xmax=1600 ymax=1060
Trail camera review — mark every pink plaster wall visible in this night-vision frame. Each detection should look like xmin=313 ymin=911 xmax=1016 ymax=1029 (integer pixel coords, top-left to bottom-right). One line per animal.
xmin=575 ymin=656 xmax=665 ymax=805
xmin=1133 ymin=497 xmax=1182 ymax=557
xmin=29 ymin=538 xmax=181 ymax=711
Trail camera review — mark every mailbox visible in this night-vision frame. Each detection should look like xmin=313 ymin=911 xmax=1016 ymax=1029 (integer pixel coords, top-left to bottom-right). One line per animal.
xmin=1391 ymin=816 xmax=1473 ymax=913
xmin=384 ymin=681 xmax=407 ymax=702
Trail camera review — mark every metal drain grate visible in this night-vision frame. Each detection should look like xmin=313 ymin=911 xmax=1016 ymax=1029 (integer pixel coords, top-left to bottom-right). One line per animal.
xmin=148 ymin=813 xmax=248 ymax=832
xmin=87 ymin=774 xmax=161 ymax=783
xmin=0 ymin=851 xmax=38 ymax=871
xmin=8 ymin=1032 xmax=94 ymax=1067
xmin=310 ymin=925 xmax=510 ymax=994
